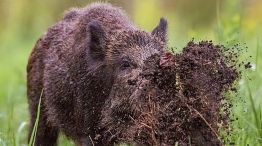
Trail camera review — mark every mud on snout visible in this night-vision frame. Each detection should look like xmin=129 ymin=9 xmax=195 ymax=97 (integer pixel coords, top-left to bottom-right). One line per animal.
xmin=98 ymin=54 xmax=177 ymax=146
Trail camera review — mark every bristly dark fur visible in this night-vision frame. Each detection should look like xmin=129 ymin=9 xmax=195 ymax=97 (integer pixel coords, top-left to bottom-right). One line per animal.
xmin=27 ymin=2 xmax=167 ymax=146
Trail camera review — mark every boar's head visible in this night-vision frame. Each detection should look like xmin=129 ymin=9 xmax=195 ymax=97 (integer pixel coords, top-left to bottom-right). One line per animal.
xmin=86 ymin=18 xmax=175 ymax=145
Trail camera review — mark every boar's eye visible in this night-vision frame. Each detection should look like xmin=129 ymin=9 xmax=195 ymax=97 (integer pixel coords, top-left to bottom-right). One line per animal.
xmin=120 ymin=60 xmax=132 ymax=70
xmin=120 ymin=58 xmax=135 ymax=70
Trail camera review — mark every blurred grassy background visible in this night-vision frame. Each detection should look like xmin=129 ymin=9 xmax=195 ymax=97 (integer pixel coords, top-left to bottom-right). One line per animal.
xmin=0 ymin=0 xmax=262 ymax=145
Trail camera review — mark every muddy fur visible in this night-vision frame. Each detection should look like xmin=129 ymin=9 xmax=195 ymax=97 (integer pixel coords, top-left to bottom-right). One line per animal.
xmin=27 ymin=2 xmax=167 ymax=146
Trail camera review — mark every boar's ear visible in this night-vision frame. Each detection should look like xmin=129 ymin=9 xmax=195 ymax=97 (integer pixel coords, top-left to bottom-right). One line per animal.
xmin=152 ymin=17 xmax=167 ymax=43
xmin=88 ymin=21 xmax=107 ymax=60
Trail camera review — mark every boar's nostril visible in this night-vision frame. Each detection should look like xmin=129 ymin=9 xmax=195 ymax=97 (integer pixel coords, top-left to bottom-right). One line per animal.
xmin=127 ymin=79 xmax=137 ymax=86
xmin=160 ymin=52 xmax=175 ymax=67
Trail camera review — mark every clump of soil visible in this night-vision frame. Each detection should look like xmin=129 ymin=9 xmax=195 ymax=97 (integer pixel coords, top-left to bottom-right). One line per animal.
xmin=165 ymin=41 xmax=239 ymax=145
xmin=105 ymin=41 xmax=240 ymax=146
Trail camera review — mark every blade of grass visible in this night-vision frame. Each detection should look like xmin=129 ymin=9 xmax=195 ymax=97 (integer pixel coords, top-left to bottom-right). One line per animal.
xmin=174 ymin=142 xmax=179 ymax=146
xmin=28 ymin=89 xmax=43 ymax=146
xmin=257 ymin=104 xmax=262 ymax=142
xmin=256 ymin=37 xmax=260 ymax=72
xmin=15 ymin=121 xmax=27 ymax=146
xmin=216 ymin=0 xmax=223 ymax=42
xmin=260 ymin=105 xmax=262 ymax=135
xmin=7 ymin=84 xmax=15 ymax=146
xmin=245 ymin=77 xmax=261 ymax=136
xmin=0 ymin=138 xmax=6 ymax=146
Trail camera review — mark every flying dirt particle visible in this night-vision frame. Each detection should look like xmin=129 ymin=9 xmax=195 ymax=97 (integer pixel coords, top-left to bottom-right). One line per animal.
xmin=244 ymin=62 xmax=252 ymax=69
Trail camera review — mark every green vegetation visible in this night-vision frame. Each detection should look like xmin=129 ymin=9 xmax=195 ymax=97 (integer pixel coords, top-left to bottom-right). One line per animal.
xmin=0 ymin=0 xmax=261 ymax=145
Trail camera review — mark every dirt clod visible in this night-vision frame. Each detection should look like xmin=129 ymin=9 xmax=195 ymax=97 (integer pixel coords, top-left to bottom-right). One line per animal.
xmin=103 ymin=41 xmax=240 ymax=146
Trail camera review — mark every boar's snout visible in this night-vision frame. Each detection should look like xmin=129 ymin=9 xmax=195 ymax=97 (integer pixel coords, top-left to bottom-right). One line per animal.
xmin=99 ymin=53 xmax=178 ymax=145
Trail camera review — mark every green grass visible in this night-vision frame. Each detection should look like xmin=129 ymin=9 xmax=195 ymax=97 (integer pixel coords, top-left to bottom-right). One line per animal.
xmin=28 ymin=89 xmax=42 ymax=146
xmin=0 ymin=0 xmax=262 ymax=146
